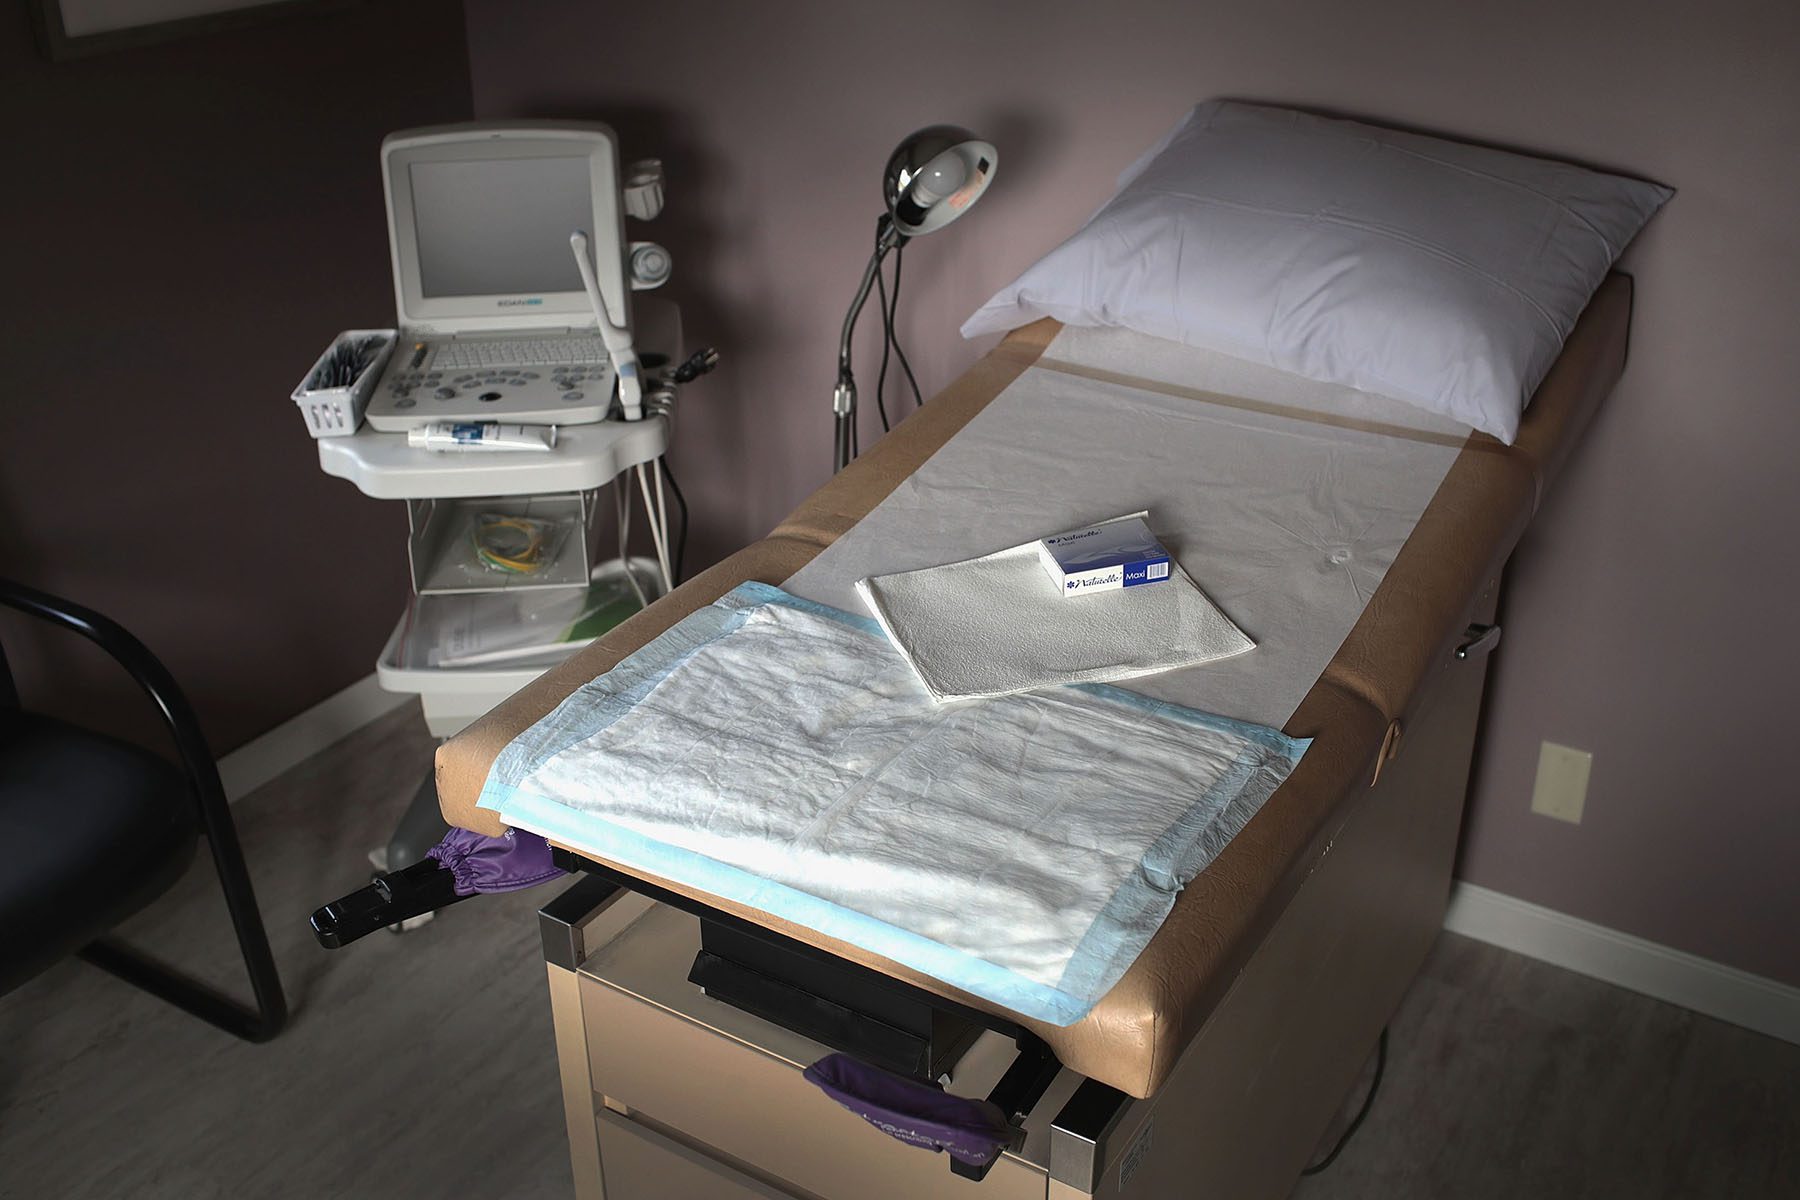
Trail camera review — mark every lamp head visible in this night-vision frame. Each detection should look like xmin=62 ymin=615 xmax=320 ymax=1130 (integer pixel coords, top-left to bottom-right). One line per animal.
xmin=883 ymin=125 xmax=997 ymax=238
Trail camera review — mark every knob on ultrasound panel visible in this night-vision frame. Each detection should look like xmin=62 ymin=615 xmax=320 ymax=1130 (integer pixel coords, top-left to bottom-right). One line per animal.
xmin=630 ymin=242 xmax=672 ymax=290
xmin=624 ymin=159 xmax=665 ymax=220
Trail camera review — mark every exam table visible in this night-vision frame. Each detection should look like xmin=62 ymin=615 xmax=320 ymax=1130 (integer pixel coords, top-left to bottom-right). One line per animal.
xmin=423 ymin=274 xmax=1632 ymax=1198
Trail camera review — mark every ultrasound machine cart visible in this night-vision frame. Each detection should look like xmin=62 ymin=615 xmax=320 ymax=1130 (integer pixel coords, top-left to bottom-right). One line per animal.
xmin=304 ymin=121 xmax=690 ymax=880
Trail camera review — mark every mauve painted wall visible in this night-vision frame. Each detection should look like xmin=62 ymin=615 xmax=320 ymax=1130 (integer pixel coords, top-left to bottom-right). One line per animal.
xmin=0 ymin=1 xmax=472 ymax=754
xmin=461 ymin=0 xmax=1800 ymax=985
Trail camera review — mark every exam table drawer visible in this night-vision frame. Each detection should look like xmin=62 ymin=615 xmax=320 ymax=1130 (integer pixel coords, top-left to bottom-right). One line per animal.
xmin=579 ymin=908 xmax=1048 ymax=1200
xmin=595 ymin=1108 xmax=800 ymax=1200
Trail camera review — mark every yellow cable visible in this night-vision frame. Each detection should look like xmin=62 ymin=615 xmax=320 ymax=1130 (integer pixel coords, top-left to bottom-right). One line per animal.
xmin=473 ymin=516 xmax=547 ymax=574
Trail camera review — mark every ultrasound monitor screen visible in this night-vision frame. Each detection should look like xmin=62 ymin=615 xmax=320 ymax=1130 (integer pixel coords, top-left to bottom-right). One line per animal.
xmin=410 ymin=156 xmax=592 ymax=298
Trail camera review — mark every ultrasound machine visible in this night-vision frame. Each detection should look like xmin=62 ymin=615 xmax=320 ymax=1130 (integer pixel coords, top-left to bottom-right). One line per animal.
xmin=365 ymin=121 xmax=674 ymax=430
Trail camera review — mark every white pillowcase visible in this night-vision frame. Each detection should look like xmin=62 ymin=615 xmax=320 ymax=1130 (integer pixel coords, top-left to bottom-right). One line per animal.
xmin=962 ymin=101 xmax=1671 ymax=443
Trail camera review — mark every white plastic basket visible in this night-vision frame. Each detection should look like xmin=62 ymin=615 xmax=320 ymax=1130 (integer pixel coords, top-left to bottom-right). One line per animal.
xmin=291 ymin=329 xmax=395 ymax=437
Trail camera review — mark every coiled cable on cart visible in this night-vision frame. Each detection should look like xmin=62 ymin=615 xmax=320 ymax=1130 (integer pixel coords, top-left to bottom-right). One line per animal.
xmin=472 ymin=515 xmax=550 ymax=575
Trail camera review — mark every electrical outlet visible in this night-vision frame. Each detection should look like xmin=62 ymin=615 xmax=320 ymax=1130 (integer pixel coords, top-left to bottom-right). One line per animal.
xmin=1531 ymin=741 xmax=1592 ymax=824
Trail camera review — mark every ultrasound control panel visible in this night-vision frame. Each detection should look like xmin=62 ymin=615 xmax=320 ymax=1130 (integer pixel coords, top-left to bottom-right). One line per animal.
xmin=364 ymin=341 xmax=617 ymax=431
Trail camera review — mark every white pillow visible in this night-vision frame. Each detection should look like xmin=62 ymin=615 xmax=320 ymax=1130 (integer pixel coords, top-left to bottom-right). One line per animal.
xmin=962 ymin=101 xmax=1671 ymax=442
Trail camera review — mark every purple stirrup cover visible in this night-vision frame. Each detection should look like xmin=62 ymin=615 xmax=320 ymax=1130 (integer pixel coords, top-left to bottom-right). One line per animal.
xmin=802 ymin=1054 xmax=1011 ymax=1167
xmin=427 ymin=827 xmax=564 ymax=896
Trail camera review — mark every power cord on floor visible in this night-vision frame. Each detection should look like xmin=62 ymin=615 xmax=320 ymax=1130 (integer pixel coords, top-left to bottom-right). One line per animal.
xmin=1300 ymin=1027 xmax=1389 ymax=1176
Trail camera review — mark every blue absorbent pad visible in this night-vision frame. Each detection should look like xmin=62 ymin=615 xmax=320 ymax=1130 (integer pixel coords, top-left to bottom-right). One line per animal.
xmin=478 ymin=582 xmax=1308 ymax=1026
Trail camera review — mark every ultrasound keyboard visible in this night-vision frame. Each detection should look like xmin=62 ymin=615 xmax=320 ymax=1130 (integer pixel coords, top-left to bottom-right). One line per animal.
xmin=364 ymin=334 xmax=616 ymax=431
xmin=430 ymin=336 xmax=608 ymax=369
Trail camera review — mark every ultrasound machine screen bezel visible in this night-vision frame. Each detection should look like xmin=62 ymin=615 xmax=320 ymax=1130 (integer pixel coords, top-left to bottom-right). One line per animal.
xmin=381 ymin=123 xmax=630 ymax=336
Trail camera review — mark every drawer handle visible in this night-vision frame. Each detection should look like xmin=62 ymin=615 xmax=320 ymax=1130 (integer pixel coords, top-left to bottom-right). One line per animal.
xmin=803 ymin=1054 xmax=1012 ymax=1175
xmin=1455 ymin=623 xmax=1502 ymax=661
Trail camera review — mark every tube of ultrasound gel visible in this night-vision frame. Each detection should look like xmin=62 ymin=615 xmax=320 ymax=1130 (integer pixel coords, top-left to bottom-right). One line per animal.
xmin=406 ymin=422 xmax=556 ymax=452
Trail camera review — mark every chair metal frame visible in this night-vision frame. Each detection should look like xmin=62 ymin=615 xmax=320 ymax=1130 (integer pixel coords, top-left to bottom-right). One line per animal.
xmin=0 ymin=578 xmax=287 ymax=1042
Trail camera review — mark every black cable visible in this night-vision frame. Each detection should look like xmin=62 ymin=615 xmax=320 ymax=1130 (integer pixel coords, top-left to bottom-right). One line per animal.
xmin=671 ymin=346 xmax=718 ymax=384
xmin=873 ymin=216 xmax=895 ymax=433
xmin=658 ymin=455 xmax=689 ymax=585
xmin=874 ymin=259 xmax=893 ymax=434
xmin=1300 ymin=1027 xmax=1389 ymax=1176
xmin=889 ymin=242 xmax=923 ymax=408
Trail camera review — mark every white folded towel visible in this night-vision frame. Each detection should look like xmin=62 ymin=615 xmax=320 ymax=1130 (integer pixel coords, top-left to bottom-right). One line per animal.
xmin=855 ymin=512 xmax=1253 ymax=702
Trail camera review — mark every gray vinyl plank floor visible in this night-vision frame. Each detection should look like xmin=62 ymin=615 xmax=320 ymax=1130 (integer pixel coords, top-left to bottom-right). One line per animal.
xmin=1292 ymin=931 xmax=1800 ymax=1200
xmin=2 ymin=705 xmax=1795 ymax=1199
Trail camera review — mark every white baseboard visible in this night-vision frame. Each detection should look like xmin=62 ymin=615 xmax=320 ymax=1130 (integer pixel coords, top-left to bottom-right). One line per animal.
xmin=1444 ymin=881 xmax=1800 ymax=1046
xmin=217 ymin=674 xmax=411 ymax=803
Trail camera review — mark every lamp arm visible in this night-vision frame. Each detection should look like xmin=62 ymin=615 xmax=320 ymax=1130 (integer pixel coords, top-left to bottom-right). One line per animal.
xmin=833 ymin=218 xmax=903 ymax=472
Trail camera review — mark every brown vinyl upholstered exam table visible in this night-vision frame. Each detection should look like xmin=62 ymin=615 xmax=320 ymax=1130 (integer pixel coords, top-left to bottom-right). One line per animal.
xmin=434 ymin=274 xmax=1633 ymax=1199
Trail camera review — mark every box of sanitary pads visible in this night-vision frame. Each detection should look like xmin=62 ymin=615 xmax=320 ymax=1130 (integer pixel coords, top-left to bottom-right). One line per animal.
xmin=1037 ymin=516 xmax=1172 ymax=597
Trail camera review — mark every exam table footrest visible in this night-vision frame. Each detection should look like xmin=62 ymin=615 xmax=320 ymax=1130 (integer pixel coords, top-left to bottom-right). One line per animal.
xmin=310 ymin=859 xmax=469 ymax=949
xmin=312 ymin=828 xmax=564 ymax=948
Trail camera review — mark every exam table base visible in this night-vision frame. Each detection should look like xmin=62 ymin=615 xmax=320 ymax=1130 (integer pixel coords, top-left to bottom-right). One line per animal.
xmin=535 ymin=582 xmax=1497 ymax=1199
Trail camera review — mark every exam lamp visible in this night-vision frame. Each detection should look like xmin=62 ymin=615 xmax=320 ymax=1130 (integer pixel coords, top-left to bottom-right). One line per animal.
xmin=833 ymin=126 xmax=997 ymax=472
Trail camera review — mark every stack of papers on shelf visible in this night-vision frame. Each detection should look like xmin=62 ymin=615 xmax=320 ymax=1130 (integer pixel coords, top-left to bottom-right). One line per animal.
xmin=399 ymin=570 xmax=647 ymax=671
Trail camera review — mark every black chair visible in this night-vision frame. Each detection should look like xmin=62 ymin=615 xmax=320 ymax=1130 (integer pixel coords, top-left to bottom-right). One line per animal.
xmin=0 ymin=579 xmax=286 ymax=1042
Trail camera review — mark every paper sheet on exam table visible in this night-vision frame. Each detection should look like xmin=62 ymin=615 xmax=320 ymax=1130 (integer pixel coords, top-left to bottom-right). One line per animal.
xmin=1044 ymin=323 xmax=1474 ymax=439
xmin=784 ymin=330 xmax=1468 ymax=730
